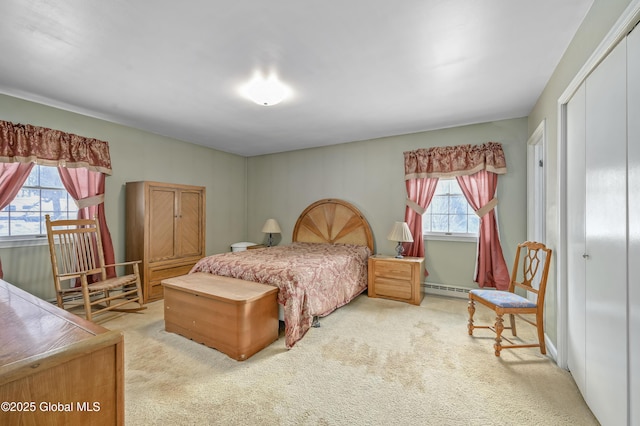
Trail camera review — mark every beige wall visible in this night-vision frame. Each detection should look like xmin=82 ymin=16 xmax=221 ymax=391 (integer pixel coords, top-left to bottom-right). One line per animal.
xmin=0 ymin=94 xmax=248 ymax=300
xmin=247 ymin=117 xmax=528 ymax=289
xmin=0 ymin=94 xmax=528 ymax=300
xmin=528 ymin=0 xmax=633 ymax=346
xmin=1 ymin=67 xmax=534 ymax=325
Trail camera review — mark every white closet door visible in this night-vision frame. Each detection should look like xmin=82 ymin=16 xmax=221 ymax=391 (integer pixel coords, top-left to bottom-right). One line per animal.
xmin=628 ymin=24 xmax=640 ymax=426
xmin=584 ymin=37 xmax=628 ymax=425
xmin=566 ymin=82 xmax=586 ymax=396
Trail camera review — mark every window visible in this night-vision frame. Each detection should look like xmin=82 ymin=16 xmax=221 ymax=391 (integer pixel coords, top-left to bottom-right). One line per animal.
xmin=423 ymin=179 xmax=479 ymax=239
xmin=0 ymin=165 xmax=78 ymax=238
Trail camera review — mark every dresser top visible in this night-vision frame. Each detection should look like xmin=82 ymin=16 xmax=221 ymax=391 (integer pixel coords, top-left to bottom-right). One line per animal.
xmin=0 ymin=279 xmax=107 ymax=367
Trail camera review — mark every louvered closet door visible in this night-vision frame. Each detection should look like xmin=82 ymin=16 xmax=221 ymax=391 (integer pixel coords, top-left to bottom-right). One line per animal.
xmin=584 ymin=36 xmax=628 ymax=425
xmin=628 ymin=23 xmax=640 ymax=425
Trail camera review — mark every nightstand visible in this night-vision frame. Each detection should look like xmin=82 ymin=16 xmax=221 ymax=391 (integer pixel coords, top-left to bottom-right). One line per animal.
xmin=247 ymin=244 xmax=266 ymax=250
xmin=368 ymin=255 xmax=425 ymax=305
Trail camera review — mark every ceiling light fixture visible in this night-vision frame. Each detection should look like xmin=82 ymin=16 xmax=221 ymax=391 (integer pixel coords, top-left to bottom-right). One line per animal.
xmin=240 ymin=71 xmax=291 ymax=106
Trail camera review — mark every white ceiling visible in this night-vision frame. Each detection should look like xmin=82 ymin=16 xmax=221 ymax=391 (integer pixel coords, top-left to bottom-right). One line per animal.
xmin=0 ymin=1 xmax=593 ymax=157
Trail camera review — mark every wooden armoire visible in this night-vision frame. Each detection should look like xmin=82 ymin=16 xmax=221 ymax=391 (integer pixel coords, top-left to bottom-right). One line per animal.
xmin=125 ymin=181 xmax=205 ymax=303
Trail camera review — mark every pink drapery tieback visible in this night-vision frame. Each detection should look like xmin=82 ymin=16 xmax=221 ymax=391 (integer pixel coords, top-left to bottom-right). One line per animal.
xmin=75 ymin=194 xmax=105 ymax=209
xmin=405 ymin=198 xmax=426 ymax=215
xmin=475 ymin=197 xmax=498 ymax=218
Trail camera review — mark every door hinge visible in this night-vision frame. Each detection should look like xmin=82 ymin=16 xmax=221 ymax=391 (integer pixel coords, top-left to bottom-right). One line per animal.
xmin=539 ymin=160 xmax=544 ymax=167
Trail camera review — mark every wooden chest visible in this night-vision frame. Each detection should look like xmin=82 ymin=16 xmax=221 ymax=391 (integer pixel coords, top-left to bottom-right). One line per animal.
xmin=162 ymin=273 xmax=279 ymax=361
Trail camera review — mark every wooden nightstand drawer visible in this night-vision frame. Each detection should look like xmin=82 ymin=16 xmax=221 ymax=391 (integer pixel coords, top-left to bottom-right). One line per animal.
xmin=373 ymin=260 xmax=413 ymax=280
xmin=368 ymin=255 xmax=424 ymax=305
xmin=372 ymin=276 xmax=413 ymax=300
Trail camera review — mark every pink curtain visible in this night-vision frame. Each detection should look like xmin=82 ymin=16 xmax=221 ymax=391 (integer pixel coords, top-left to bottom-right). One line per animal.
xmin=403 ymin=177 xmax=439 ymax=275
xmin=403 ymin=142 xmax=509 ymax=289
xmin=404 ymin=142 xmax=507 ymax=179
xmin=0 ymin=120 xmax=114 ymax=281
xmin=58 ymin=167 xmax=116 ymax=278
xmin=456 ymin=170 xmax=510 ymax=289
xmin=0 ymin=162 xmax=35 ymax=209
xmin=0 ymin=162 xmax=35 ymax=279
xmin=0 ymin=120 xmax=112 ymax=173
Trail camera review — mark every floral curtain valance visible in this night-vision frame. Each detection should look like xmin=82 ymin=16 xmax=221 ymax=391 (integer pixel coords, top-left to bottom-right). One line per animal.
xmin=0 ymin=120 xmax=112 ymax=175
xmin=404 ymin=141 xmax=507 ymax=180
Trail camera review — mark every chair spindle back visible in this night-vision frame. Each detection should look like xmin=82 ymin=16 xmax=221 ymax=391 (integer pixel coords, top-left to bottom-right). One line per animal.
xmin=47 ymin=218 xmax=106 ymax=280
xmin=509 ymin=241 xmax=552 ymax=302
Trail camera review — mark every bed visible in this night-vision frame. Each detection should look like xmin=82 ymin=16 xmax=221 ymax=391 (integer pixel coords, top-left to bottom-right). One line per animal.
xmin=190 ymin=198 xmax=374 ymax=348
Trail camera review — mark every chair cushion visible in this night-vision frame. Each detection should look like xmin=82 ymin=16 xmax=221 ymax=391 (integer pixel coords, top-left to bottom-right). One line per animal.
xmin=470 ymin=289 xmax=536 ymax=308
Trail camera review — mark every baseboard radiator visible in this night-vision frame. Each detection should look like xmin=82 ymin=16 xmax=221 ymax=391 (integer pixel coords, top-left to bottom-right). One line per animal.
xmin=423 ymin=282 xmax=471 ymax=299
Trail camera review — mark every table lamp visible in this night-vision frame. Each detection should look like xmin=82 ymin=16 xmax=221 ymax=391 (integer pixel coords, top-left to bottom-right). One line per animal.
xmin=261 ymin=218 xmax=281 ymax=247
xmin=387 ymin=221 xmax=413 ymax=258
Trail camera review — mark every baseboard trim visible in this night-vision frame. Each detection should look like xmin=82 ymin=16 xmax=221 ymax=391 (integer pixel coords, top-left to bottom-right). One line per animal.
xmin=545 ymin=334 xmax=558 ymax=364
xmin=423 ymin=282 xmax=470 ymax=299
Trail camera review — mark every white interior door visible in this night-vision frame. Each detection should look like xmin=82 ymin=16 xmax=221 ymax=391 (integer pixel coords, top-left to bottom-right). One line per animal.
xmin=627 ymin=23 xmax=640 ymax=426
xmin=527 ymin=121 xmax=546 ymax=246
xmin=584 ymin=37 xmax=628 ymax=425
xmin=527 ymin=121 xmax=546 ymax=295
xmin=566 ymin=82 xmax=586 ymax=396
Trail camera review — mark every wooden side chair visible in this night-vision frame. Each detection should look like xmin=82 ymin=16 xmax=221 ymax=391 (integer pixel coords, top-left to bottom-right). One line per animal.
xmin=45 ymin=214 xmax=146 ymax=321
xmin=467 ymin=241 xmax=552 ymax=356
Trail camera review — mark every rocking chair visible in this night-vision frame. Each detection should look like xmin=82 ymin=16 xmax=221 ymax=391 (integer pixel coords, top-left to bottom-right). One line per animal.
xmin=45 ymin=214 xmax=146 ymax=321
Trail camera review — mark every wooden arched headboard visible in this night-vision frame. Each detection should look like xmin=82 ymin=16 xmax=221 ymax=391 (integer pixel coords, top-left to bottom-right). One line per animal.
xmin=292 ymin=199 xmax=374 ymax=252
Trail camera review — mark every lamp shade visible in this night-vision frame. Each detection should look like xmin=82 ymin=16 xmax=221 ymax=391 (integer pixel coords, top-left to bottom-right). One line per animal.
xmin=261 ymin=218 xmax=282 ymax=234
xmin=387 ymin=221 xmax=413 ymax=243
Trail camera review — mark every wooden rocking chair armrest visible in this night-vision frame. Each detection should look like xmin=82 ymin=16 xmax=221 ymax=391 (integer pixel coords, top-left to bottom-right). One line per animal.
xmin=56 ymin=272 xmax=85 ymax=281
xmin=103 ymin=260 xmax=142 ymax=269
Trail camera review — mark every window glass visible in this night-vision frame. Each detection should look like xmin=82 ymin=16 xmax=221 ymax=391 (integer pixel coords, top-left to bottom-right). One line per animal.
xmin=423 ymin=179 xmax=479 ymax=237
xmin=0 ymin=165 xmax=78 ymax=237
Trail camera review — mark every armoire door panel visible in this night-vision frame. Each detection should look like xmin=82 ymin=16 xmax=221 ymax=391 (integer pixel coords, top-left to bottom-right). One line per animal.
xmin=148 ymin=188 xmax=177 ymax=261
xmin=178 ymin=190 xmax=204 ymax=258
xmin=584 ymin=37 xmax=627 ymax=425
xmin=566 ymin=82 xmax=587 ymax=395
xmin=627 ymin=23 xmax=640 ymax=426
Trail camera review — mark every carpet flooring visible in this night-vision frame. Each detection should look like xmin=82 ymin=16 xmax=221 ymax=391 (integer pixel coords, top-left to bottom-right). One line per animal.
xmin=102 ymin=293 xmax=598 ymax=425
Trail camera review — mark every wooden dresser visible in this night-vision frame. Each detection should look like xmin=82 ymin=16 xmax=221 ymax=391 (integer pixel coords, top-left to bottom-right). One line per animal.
xmin=0 ymin=279 xmax=124 ymax=425
xmin=368 ymin=255 xmax=425 ymax=305
xmin=125 ymin=181 xmax=206 ymax=303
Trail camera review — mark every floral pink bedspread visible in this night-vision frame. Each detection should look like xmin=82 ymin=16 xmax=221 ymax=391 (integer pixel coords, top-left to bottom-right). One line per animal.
xmin=190 ymin=242 xmax=371 ymax=348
